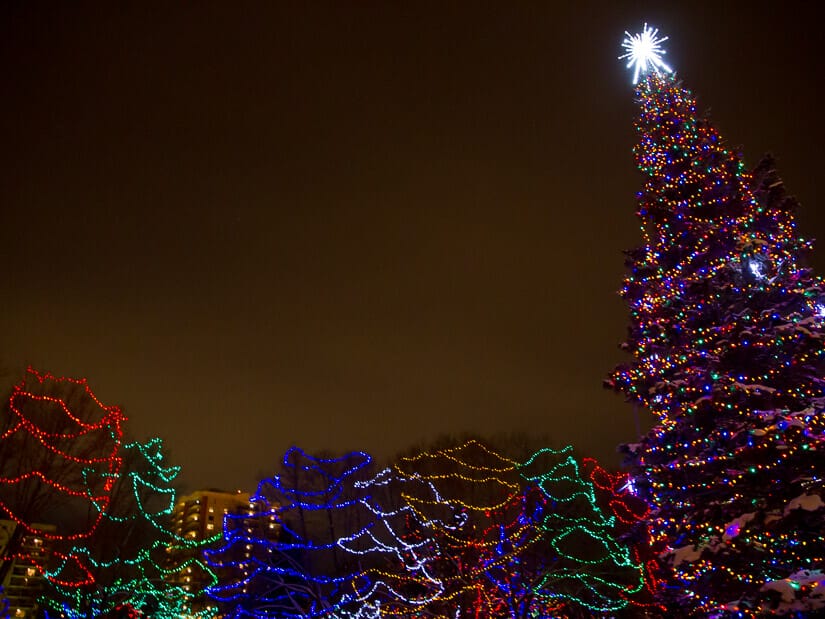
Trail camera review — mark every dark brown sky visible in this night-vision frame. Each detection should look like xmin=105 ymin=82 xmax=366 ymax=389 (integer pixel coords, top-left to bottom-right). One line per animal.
xmin=2 ymin=2 xmax=823 ymax=492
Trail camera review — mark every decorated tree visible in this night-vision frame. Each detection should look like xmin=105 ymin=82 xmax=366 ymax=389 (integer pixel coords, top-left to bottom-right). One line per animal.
xmin=0 ymin=368 xmax=125 ymax=590
xmin=607 ymin=25 xmax=825 ymax=616
xmin=206 ymin=448 xmax=374 ymax=618
xmin=41 ymin=438 xmax=218 ymax=618
xmin=393 ymin=440 xmax=643 ymax=618
xmin=519 ymin=448 xmax=644 ymax=617
xmin=206 ymin=440 xmax=646 ymax=618
xmin=335 ymin=466 xmax=457 ymax=618
xmin=392 ymin=439 xmax=540 ymax=617
xmin=580 ymin=457 xmax=661 ymax=615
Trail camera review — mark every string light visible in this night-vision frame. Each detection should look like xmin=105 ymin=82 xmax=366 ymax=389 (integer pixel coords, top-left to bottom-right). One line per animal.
xmin=207 ymin=442 xmax=645 ymax=617
xmin=41 ymin=438 xmax=219 ymax=618
xmin=205 ymin=448 xmax=374 ymax=618
xmin=0 ymin=368 xmax=125 ymax=544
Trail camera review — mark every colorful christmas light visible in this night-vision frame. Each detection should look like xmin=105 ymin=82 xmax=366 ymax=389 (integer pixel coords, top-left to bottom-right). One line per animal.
xmin=0 ymin=368 xmax=220 ymax=617
xmin=609 ymin=30 xmax=825 ymax=616
xmin=520 ymin=447 xmax=645 ymax=614
xmin=41 ymin=438 xmax=219 ymax=618
xmin=207 ymin=442 xmax=643 ymax=618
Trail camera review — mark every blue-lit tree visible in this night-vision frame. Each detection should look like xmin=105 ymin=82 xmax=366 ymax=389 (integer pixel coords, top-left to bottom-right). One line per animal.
xmin=205 ymin=448 xmax=375 ymax=618
xmin=608 ymin=26 xmax=825 ymax=616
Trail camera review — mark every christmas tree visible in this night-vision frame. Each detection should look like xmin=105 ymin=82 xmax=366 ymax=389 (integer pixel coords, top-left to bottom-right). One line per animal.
xmin=579 ymin=457 xmax=661 ymax=614
xmin=391 ymin=439 xmax=531 ymax=617
xmin=608 ymin=25 xmax=825 ymax=616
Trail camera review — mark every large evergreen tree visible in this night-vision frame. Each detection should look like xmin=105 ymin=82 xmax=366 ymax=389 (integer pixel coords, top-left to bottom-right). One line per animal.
xmin=608 ymin=29 xmax=825 ymax=616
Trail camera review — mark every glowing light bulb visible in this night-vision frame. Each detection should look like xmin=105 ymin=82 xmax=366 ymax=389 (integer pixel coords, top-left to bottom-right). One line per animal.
xmin=620 ymin=476 xmax=637 ymax=496
xmin=749 ymin=260 xmax=765 ymax=280
xmin=619 ymin=24 xmax=673 ymax=84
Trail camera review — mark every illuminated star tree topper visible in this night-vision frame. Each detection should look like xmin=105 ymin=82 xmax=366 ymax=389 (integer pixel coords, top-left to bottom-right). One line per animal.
xmin=619 ymin=24 xmax=673 ymax=84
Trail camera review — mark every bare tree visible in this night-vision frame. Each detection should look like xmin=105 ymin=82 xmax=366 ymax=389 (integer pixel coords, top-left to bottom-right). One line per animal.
xmin=0 ymin=368 xmax=126 ymax=586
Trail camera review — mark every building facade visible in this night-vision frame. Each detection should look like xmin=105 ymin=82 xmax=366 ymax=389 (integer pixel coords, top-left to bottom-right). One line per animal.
xmin=167 ymin=489 xmax=279 ymax=615
xmin=0 ymin=520 xmax=57 ymax=618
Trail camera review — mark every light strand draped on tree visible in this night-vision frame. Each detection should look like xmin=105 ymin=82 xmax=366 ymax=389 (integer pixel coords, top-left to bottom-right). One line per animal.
xmin=41 ymin=438 xmax=219 ymax=619
xmin=608 ymin=26 xmax=825 ymax=617
xmin=206 ymin=441 xmax=644 ymax=618
xmin=0 ymin=368 xmax=125 ymax=596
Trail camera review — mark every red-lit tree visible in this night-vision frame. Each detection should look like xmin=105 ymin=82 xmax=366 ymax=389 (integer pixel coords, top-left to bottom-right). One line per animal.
xmin=0 ymin=368 xmax=125 ymax=588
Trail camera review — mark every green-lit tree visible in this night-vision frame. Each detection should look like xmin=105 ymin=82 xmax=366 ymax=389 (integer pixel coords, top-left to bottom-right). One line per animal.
xmin=42 ymin=438 xmax=218 ymax=618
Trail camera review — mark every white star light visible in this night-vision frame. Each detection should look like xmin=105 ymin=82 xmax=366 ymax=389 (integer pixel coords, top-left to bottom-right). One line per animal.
xmin=619 ymin=24 xmax=673 ymax=84
xmin=749 ymin=259 xmax=765 ymax=280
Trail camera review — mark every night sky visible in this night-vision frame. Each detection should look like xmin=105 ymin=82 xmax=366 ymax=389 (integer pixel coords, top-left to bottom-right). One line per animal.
xmin=2 ymin=2 xmax=823 ymax=492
